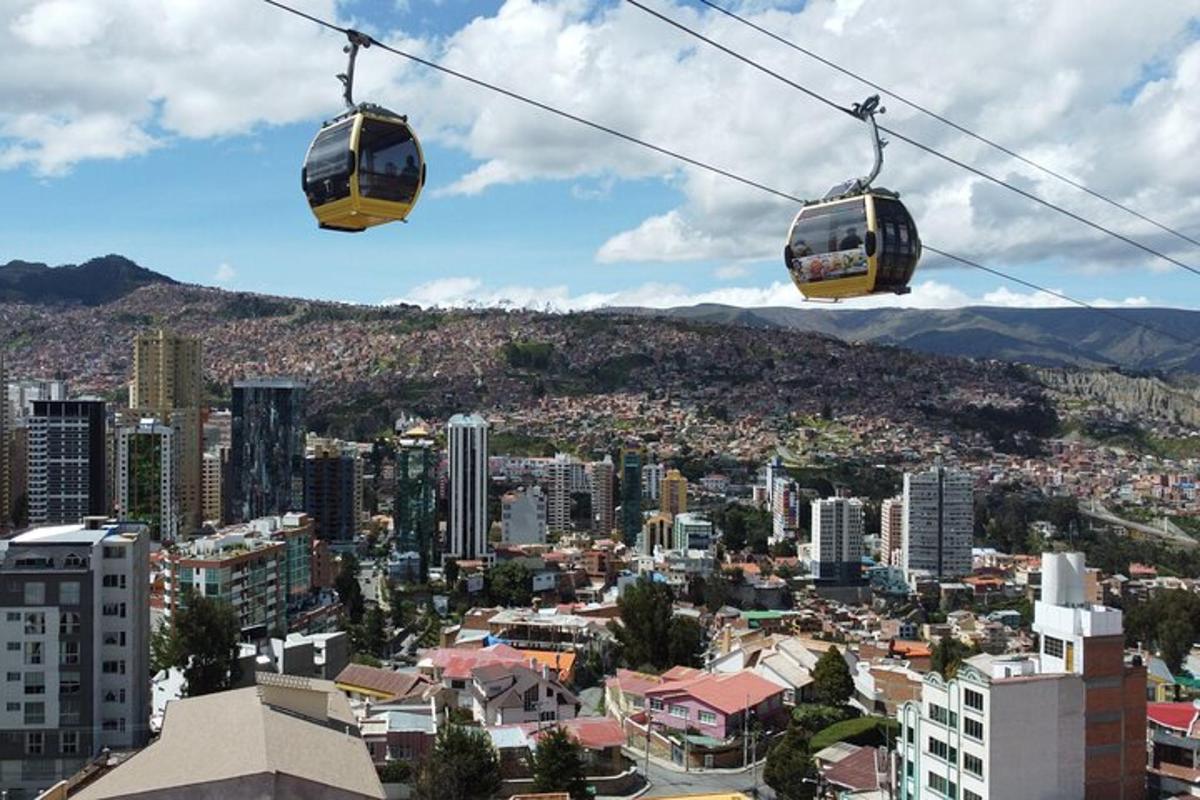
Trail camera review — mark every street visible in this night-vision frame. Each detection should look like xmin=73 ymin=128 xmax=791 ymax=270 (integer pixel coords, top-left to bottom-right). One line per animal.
xmin=623 ymin=752 xmax=776 ymax=800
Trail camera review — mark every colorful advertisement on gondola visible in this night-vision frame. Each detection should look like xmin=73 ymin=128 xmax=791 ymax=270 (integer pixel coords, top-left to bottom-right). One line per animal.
xmin=788 ymin=245 xmax=868 ymax=283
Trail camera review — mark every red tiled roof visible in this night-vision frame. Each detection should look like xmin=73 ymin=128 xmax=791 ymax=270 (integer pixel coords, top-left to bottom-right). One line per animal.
xmin=1147 ymin=702 xmax=1200 ymax=736
xmin=823 ymin=746 xmax=883 ymax=791
xmin=429 ymin=644 xmax=527 ymax=680
xmin=645 ymin=670 xmax=784 ymax=715
xmin=526 ymin=717 xmax=626 ymax=751
xmin=661 ymin=666 xmax=703 ymax=682
xmin=607 ymin=668 xmax=665 ymax=696
xmin=335 ymin=664 xmax=431 ymax=699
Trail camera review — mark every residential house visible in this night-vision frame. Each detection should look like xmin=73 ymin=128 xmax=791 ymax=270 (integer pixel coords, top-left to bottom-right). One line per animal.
xmin=643 ymin=670 xmax=786 ymax=742
xmin=470 ymin=662 xmax=580 ymax=726
xmin=1146 ymin=700 xmax=1200 ymax=799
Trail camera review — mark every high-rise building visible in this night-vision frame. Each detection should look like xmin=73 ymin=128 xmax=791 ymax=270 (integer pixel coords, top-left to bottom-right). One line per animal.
xmin=640 ymin=512 xmax=673 ymax=555
xmin=501 ymin=486 xmax=547 ymax=545
xmin=1033 ymin=552 xmax=1146 ymax=800
xmin=201 ymin=447 xmax=224 ymax=524
xmin=130 ymin=330 xmax=203 ymax=534
xmin=672 ymin=512 xmax=713 ymax=551
xmin=0 ymin=354 xmax=8 ymax=534
xmin=660 ymin=468 xmax=688 ymax=517
xmin=395 ymin=426 xmax=436 ymax=582
xmin=619 ymin=446 xmax=644 ymax=543
xmin=303 ymin=436 xmax=363 ymax=542
xmin=881 ymin=495 xmax=904 ymax=567
xmin=896 ymin=551 xmax=1145 ymax=800
xmin=27 ymin=399 xmax=108 ymax=525
xmin=772 ymin=476 xmax=801 ymax=540
xmin=589 ymin=456 xmax=614 ymax=535
xmin=547 ymin=452 xmax=581 ymax=533
xmin=446 ymin=414 xmax=488 ymax=563
xmin=116 ymin=417 xmax=179 ymax=542
xmin=642 ymin=462 xmax=665 ymax=503
xmin=6 ymin=378 xmax=68 ymax=421
xmin=901 ymin=464 xmax=973 ymax=579
xmin=810 ymin=497 xmax=865 ymax=583
xmin=0 ymin=519 xmax=151 ymax=796
xmin=165 ymin=522 xmax=287 ymax=637
xmin=228 ymin=379 xmax=306 ymax=523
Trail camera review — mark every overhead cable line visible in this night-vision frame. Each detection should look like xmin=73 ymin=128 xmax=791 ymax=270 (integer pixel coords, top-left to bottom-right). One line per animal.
xmin=693 ymin=0 xmax=1200 ymax=250
xmin=259 ymin=0 xmax=1194 ymax=348
xmin=623 ymin=0 xmax=1200 ymax=280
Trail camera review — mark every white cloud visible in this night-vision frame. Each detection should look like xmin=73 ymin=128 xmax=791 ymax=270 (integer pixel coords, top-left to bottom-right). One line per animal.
xmin=214 ymin=262 xmax=236 ymax=284
xmin=385 ymin=275 xmax=1158 ymax=312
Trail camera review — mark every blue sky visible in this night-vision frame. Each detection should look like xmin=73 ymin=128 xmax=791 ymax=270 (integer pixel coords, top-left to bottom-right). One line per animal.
xmin=2 ymin=0 xmax=1200 ymax=311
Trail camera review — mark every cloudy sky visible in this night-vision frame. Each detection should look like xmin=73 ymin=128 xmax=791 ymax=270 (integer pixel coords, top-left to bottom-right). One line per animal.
xmin=2 ymin=0 xmax=1200 ymax=311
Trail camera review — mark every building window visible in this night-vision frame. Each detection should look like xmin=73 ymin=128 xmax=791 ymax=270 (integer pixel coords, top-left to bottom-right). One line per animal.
xmin=24 ymin=701 xmax=45 ymax=725
xmin=698 ymin=710 xmax=717 ymax=725
xmin=669 ymin=704 xmax=688 ymax=719
xmin=964 ymin=790 xmax=982 ymax=800
xmin=24 ymin=582 xmax=45 ymax=605
xmin=6 ymin=701 xmax=19 ymax=712
xmin=60 ymin=612 xmax=81 ymax=635
xmin=59 ymin=699 xmax=81 ymax=726
xmin=63 ymin=554 xmax=86 ymax=569
xmin=102 ymin=660 xmax=126 ymax=675
xmin=24 ymin=612 xmax=45 ymax=635
xmin=964 ymin=753 xmax=983 ymax=777
xmin=6 ymin=611 xmax=21 ymax=621
xmin=26 ymin=732 xmax=44 ymax=755
xmin=963 ymin=689 xmax=983 ymax=711
xmin=6 ymin=672 xmax=19 ymax=682
xmin=103 ymin=574 xmax=127 ymax=589
xmin=1043 ymin=636 xmax=1064 ymax=659
xmin=963 ymin=717 xmax=984 ymax=742
xmin=6 ymin=641 xmax=18 ymax=652
xmin=24 ymin=642 xmax=43 ymax=665
xmin=650 ymin=698 xmax=664 ymax=711
xmin=60 ymin=581 xmax=81 ymax=604
xmin=524 ymin=685 xmax=540 ymax=713
xmin=103 ymin=631 xmax=126 ymax=647
xmin=25 ymin=672 xmax=45 ymax=694
xmin=102 ymin=602 xmax=127 ymax=618
xmin=61 ymin=731 xmax=79 ymax=754
xmin=60 ymin=672 xmax=81 ymax=695
xmin=60 ymin=641 xmax=80 ymax=665
xmin=103 ymin=546 xmax=125 ymax=559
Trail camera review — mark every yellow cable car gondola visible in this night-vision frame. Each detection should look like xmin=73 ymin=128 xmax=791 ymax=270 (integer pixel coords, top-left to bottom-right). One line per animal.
xmin=302 ymin=31 xmax=426 ymax=232
xmin=784 ymin=96 xmax=920 ymax=300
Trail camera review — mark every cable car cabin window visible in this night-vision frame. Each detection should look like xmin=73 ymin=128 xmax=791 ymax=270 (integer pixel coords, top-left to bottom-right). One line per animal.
xmin=787 ymin=200 xmax=869 ymax=284
xmin=304 ymin=121 xmax=354 ymax=207
xmin=872 ymin=197 xmax=919 ymax=289
xmin=358 ymin=120 xmax=421 ymax=204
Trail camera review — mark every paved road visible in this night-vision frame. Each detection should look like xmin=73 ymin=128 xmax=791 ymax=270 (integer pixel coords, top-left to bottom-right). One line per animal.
xmin=621 ymin=751 xmax=774 ymax=800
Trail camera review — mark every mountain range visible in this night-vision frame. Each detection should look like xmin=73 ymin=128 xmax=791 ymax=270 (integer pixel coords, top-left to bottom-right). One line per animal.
xmin=1 ymin=255 xmax=1196 ymax=374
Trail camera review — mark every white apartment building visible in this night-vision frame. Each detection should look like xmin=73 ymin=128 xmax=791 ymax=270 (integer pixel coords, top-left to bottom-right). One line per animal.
xmin=202 ymin=448 xmax=224 ymax=524
xmin=897 ymin=653 xmax=1085 ymax=800
xmin=810 ymin=497 xmax=864 ymax=583
xmin=546 ymin=452 xmax=583 ymax=533
xmin=446 ymin=414 xmax=489 ymax=563
xmin=901 ymin=465 xmax=973 ymax=578
xmin=642 ymin=462 xmax=665 ymax=503
xmin=0 ymin=520 xmax=150 ymax=795
xmin=501 ymin=486 xmax=548 ymax=545
xmin=672 ymin=512 xmax=713 ymax=551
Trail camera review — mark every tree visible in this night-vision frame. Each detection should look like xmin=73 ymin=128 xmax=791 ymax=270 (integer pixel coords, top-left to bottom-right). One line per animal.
xmin=931 ymin=636 xmax=977 ymax=680
xmin=336 ymin=553 xmax=365 ymax=624
xmin=608 ymin=578 xmax=675 ymax=670
xmin=361 ymin=605 xmax=388 ymax=658
xmin=150 ymin=619 xmax=183 ymax=674
xmin=414 ymin=725 xmax=501 ymax=800
xmin=721 ymin=506 xmax=748 ymax=553
xmin=764 ymin=725 xmax=817 ymax=799
xmin=444 ymin=558 xmax=461 ymax=587
xmin=667 ymin=616 xmax=705 ymax=668
xmin=811 ymin=646 xmax=853 ymax=707
xmin=531 ymin=726 xmax=588 ymax=799
xmin=164 ymin=592 xmax=241 ymax=697
xmin=487 ymin=560 xmax=533 ymax=607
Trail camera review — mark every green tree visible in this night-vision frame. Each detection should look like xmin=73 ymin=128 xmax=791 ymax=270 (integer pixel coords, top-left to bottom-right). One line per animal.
xmin=931 ymin=636 xmax=978 ymax=680
xmin=361 ymin=605 xmax=389 ymax=658
xmin=444 ymin=558 xmax=461 ymax=587
xmin=531 ymin=726 xmax=588 ymax=799
xmin=1158 ymin=617 xmax=1194 ymax=674
xmin=763 ymin=725 xmax=817 ymax=799
xmin=811 ymin=646 xmax=853 ymax=707
xmin=667 ymin=616 xmax=705 ymax=668
xmin=150 ymin=619 xmax=183 ymax=675
xmin=720 ymin=506 xmax=748 ymax=552
xmin=165 ymin=592 xmax=242 ymax=697
xmin=414 ymin=725 xmax=501 ymax=800
xmin=609 ymin=578 xmax=675 ymax=670
xmin=487 ymin=560 xmax=533 ymax=607
xmin=336 ymin=553 xmax=365 ymax=624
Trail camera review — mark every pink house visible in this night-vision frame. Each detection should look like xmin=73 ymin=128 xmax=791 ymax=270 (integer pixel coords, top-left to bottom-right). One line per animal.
xmin=643 ymin=670 xmax=787 ymax=741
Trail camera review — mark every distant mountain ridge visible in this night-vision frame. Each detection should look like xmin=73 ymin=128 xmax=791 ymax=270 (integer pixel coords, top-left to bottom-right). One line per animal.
xmin=0 ymin=254 xmax=175 ymax=306
xmin=615 ymin=304 xmax=1200 ymax=373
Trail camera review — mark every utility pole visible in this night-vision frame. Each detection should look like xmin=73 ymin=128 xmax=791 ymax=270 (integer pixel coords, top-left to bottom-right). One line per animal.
xmin=750 ymin=724 xmax=758 ymax=797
